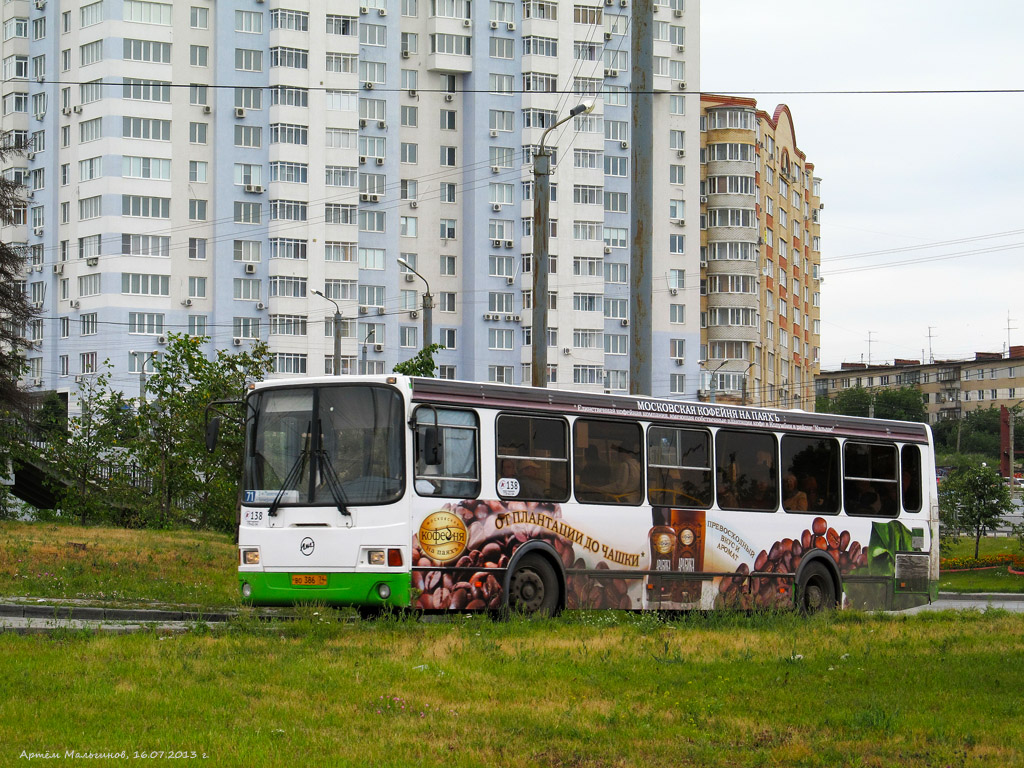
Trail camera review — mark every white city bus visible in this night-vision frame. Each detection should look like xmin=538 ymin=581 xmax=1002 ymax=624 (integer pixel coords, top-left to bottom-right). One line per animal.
xmin=235 ymin=375 xmax=938 ymax=614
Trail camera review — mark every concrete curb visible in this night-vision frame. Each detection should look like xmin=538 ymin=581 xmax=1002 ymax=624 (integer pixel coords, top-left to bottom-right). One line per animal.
xmin=0 ymin=603 xmax=232 ymax=622
xmin=937 ymin=591 xmax=1024 ymax=602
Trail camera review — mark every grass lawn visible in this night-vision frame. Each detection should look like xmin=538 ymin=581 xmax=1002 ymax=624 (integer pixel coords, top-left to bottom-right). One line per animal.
xmin=0 ymin=521 xmax=238 ymax=609
xmin=1 ymin=610 xmax=1023 ymax=767
xmin=3 ymin=524 xmax=1024 ymax=765
xmin=941 ymin=537 xmax=1019 ymax=560
xmin=940 ymin=536 xmax=1024 ymax=593
xmin=939 ymin=568 xmax=1024 ymax=593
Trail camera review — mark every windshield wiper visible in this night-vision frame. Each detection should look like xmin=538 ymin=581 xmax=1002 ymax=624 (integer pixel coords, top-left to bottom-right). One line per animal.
xmin=268 ymin=423 xmax=311 ymax=518
xmin=313 ymin=448 xmax=351 ymax=517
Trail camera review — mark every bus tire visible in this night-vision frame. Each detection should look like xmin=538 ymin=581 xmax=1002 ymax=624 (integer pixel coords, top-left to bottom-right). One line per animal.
xmin=797 ymin=561 xmax=836 ymax=615
xmin=508 ymin=554 xmax=560 ymax=617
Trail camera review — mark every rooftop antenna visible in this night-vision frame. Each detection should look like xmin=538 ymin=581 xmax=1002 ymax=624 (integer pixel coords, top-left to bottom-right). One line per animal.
xmin=1008 ymin=311 xmax=1017 ymax=357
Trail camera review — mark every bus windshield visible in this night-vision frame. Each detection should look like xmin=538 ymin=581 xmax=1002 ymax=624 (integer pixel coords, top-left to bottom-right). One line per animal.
xmin=245 ymin=384 xmax=404 ymax=507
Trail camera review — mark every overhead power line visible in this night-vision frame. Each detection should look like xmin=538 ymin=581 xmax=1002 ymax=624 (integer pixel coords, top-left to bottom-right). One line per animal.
xmin=826 ymin=242 xmax=1024 ymax=276
xmin=823 ymin=228 xmax=1024 ymax=263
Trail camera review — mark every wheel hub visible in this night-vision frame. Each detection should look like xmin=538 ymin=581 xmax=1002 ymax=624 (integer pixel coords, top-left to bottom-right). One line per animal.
xmin=511 ymin=569 xmax=545 ymax=612
xmin=805 ymin=583 xmax=823 ymax=611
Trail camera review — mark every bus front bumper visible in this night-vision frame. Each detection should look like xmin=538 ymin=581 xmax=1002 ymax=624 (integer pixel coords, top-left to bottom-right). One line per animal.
xmin=239 ymin=571 xmax=411 ymax=608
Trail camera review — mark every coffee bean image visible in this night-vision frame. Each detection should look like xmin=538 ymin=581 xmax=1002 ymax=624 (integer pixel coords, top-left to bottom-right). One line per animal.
xmin=718 ymin=523 xmax=867 ymax=610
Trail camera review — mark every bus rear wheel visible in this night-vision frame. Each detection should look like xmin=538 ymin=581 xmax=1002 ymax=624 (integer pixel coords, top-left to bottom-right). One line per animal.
xmin=508 ymin=554 xmax=560 ymax=617
xmin=797 ymin=562 xmax=837 ymax=615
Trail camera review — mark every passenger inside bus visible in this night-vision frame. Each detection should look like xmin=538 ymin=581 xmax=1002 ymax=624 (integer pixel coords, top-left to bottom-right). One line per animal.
xmin=615 ymin=445 xmax=643 ymax=490
xmin=800 ymin=475 xmax=823 ymax=509
xmin=743 ymin=449 xmax=778 ymax=509
xmin=517 ymin=460 xmax=547 ymax=498
xmin=578 ymin=446 xmax=609 ymax=490
xmin=782 ymin=473 xmax=808 ymax=511
xmin=849 ymin=479 xmax=882 ymax=515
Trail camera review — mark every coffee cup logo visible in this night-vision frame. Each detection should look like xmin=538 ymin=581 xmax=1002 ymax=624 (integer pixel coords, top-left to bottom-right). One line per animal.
xmin=418 ymin=511 xmax=468 ymax=563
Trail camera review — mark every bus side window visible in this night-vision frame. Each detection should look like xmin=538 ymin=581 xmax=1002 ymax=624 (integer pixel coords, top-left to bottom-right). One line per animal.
xmin=495 ymin=414 xmax=569 ymax=502
xmin=843 ymin=441 xmax=899 ymax=518
xmin=646 ymin=426 xmax=713 ymax=508
xmin=901 ymin=445 xmax=922 ymax=512
xmin=715 ymin=430 xmax=778 ymax=512
xmin=574 ymin=419 xmax=643 ymax=505
xmin=779 ymin=435 xmax=840 ymax=515
xmin=413 ymin=407 xmax=480 ymax=498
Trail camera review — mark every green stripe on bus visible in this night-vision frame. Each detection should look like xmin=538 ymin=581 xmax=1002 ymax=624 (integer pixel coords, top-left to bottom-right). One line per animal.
xmin=239 ymin=572 xmax=411 ymax=608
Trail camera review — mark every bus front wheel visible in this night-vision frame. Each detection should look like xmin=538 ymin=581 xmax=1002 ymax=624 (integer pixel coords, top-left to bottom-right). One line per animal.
xmin=797 ymin=562 xmax=836 ymax=615
xmin=508 ymin=554 xmax=560 ymax=617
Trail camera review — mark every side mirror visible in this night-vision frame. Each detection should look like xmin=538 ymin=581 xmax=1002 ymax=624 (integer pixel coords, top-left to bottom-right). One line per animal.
xmin=205 ymin=416 xmax=221 ymax=453
xmin=420 ymin=425 xmax=442 ymax=466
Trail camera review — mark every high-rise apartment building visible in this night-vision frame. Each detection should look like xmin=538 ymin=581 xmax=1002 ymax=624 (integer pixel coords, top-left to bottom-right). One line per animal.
xmin=2 ymin=0 xmax=699 ymax=404
xmin=698 ymin=95 xmax=822 ymax=409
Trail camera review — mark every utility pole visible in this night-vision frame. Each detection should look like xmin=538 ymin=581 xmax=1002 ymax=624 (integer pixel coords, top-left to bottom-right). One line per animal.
xmin=927 ymin=326 xmax=935 ymax=364
xmin=866 ymin=330 xmax=875 ymax=367
xmin=629 ymin=0 xmax=654 ymax=396
xmin=531 ymin=102 xmax=594 ymax=387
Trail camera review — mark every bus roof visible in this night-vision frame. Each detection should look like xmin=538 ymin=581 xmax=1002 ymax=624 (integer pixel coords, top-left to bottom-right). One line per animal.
xmin=409 ymin=377 xmax=932 ymax=444
xmin=247 ymin=375 xmax=931 ymax=444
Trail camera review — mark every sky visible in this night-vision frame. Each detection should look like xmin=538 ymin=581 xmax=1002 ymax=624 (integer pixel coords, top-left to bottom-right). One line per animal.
xmin=701 ymin=0 xmax=1024 ymax=371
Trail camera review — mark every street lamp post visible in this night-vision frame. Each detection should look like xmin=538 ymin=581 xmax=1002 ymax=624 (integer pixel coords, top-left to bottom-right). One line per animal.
xmin=360 ymin=328 xmax=376 ymax=375
xmin=312 ymin=289 xmax=343 ymax=376
xmin=396 ymin=258 xmax=432 ymax=354
xmin=740 ymin=361 xmax=756 ymax=406
xmin=129 ymin=350 xmax=160 ymax=405
xmin=703 ymin=359 xmax=730 ymax=404
xmin=531 ymin=102 xmax=594 ymax=388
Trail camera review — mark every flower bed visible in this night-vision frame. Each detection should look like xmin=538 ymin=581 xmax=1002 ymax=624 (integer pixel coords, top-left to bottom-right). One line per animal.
xmin=940 ymin=553 xmax=1024 ymax=572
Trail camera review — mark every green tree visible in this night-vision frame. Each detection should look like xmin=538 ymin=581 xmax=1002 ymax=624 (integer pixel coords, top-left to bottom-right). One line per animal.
xmin=932 ymin=407 xmax=1014 ymax=462
xmin=43 ymin=367 xmax=142 ymax=525
xmin=138 ymin=334 xmax=273 ymax=531
xmin=0 ymin=135 xmax=34 ymax=415
xmin=873 ymin=387 xmax=926 ymax=422
xmin=393 ymin=343 xmax=445 ymax=377
xmin=0 ymin=134 xmax=37 ymax=519
xmin=33 ymin=392 xmax=68 ymax=440
xmin=825 ymin=386 xmax=873 ymax=418
xmin=820 ymin=386 xmax=927 ymax=422
xmin=939 ymin=464 xmax=1013 ymax=558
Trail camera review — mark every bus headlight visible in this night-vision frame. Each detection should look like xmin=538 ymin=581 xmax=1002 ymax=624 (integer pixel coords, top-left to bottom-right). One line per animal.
xmin=241 ymin=548 xmax=260 ymax=565
xmin=241 ymin=582 xmax=252 ymax=598
xmin=377 ymin=583 xmax=391 ymax=600
xmin=367 ymin=550 xmax=386 ymax=566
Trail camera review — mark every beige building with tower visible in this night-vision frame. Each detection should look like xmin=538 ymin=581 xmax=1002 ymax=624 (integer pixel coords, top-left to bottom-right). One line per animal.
xmin=698 ymin=95 xmax=822 ymax=408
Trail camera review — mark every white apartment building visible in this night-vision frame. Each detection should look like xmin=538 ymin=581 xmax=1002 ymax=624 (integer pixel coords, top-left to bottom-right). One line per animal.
xmin=2 ymin=0 xmax=700 ymax=404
